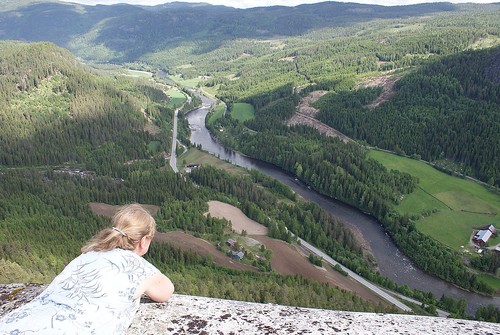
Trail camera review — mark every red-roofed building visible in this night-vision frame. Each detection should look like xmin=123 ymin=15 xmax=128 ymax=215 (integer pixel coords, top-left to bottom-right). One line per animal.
xmin=473 ymin=229 xmax=493 ymax=246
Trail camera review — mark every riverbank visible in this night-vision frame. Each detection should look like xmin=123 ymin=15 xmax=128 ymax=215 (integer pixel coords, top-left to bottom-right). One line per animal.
xmin=182 ymin=92 xmax=499 ymax=314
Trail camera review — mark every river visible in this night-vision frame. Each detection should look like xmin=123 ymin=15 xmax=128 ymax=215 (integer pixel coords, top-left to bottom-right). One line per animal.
xmin=185 ymin=94 xmax=499 ymax=315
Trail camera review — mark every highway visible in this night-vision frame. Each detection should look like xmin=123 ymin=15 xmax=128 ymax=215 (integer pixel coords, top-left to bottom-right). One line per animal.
xmin=169 ymin=109 xmax=179 ymax=172
xmin=297 ymin=237 xmax=413 ymax=312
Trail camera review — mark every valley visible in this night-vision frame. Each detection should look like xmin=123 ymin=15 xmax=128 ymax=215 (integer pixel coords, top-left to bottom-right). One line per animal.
xmin=0 ymin=0 xmax=499 ymax=322
xmin=182 ymin=93 xmax=500 ymax=315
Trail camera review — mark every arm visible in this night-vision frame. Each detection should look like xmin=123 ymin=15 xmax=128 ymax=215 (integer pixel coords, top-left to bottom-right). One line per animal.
xmin=134 ymin=272 xmax=175 ymax=302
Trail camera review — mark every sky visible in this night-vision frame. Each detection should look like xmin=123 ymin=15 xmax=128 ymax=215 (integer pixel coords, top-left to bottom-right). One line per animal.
xmin=58 ymin=0 xmax=498 ymax=9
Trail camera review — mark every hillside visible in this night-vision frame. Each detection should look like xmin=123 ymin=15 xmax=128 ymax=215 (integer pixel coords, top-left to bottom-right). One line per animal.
xmin=0 ymin=41 xmax=173 ymax=173
xmin=0 ymin=1 xmax=458 ymax=62
xmin=0 ymin=42 xmax=398 ymax=314
xmin=313 ymin=47 xmax=500 ymax=184
xmin=0 ymin=1 xmax=499 ymax=182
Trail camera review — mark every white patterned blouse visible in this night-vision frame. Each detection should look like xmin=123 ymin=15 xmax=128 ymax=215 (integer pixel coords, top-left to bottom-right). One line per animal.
xmin=0 ymin=248 xmax=159 ymax=335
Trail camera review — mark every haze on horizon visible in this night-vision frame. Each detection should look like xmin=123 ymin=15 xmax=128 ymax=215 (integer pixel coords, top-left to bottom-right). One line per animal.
xmin=59 ymin=0 xmax=499 ymax=9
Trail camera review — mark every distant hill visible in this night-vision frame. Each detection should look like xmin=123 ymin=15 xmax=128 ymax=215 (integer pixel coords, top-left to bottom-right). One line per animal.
xmin=0 ymin=0 xmax=458 ymax=62
xmin=0 ymin=1 xmax=497 ymax=183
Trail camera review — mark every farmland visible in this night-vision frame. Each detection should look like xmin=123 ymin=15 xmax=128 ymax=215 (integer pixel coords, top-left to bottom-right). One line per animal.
xmin=368 ymin=150 xmax=500 ymax=250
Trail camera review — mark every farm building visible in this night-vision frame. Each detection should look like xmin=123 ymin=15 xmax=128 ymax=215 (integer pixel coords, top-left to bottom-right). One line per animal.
xmin=472 ymin=225 xmax=497 ymax=247
xmin=231 ymin=251 xmax=245 ymax=260
xmin=226 ymin=239 xmax=236 ymax=247
xmin=185 ymin=164 xmax=201 ymax=174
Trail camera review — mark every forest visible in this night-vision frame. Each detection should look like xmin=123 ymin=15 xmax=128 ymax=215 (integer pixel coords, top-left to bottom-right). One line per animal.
xmin=313 ymin=47 xmax=500 ymax=185
xmin=208 ymin=88 xmax=495 ymax=296
xmin=1 ymin=1 xmax=499 ymax=185
xmin=0 ymin=41 xmax=173 ymax=176
xmin=0 ymin=41 xmax=396 ymax=314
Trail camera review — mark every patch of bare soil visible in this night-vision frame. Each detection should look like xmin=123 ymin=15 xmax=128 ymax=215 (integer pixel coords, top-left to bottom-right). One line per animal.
xmin=205 ymin=200 xmax=268 ymax=235
xmin=88 ymin=203 xmax=160 ymax=218
xmin=254 ymin=236 xmax=388 ymax=306
xmin=361 ymin=74 xmax=400 ymax=110
xmin=90 ymin=201 xmax=386 ymax=306
xmin=154 ymin=231 xmax=257 ymax=272
xmin=141 ymin=108 xmax=161 ymax=135
xmin=348 ymin=225 xmax=379 ymax=272
xmin=287 ymin=91 xmax=351 ymax=143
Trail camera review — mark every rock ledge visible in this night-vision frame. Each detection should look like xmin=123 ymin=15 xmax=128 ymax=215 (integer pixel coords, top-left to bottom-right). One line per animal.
xmin=1 ymin=284 xmax=498 ymax=334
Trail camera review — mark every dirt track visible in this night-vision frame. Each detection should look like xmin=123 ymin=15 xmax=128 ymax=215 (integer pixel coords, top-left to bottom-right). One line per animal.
xmin=287 ymin=91 xmax=351 ymax=143
xmin=361 ymin=74 xmax=400 ymax=109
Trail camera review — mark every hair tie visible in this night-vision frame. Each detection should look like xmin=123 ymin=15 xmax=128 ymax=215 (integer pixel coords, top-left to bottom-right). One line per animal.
xmin=112 ymin=226 xmax=127 ymax=237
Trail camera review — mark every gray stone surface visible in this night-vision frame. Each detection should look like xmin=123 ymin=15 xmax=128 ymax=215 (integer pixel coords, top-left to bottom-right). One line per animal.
xmin=1 ymin=284 xmax=499 ymax=335
xmin=130 ymin=294 xmax=500 ymax=335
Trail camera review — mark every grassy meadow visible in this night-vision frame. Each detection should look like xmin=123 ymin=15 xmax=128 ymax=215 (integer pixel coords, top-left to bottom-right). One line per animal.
xmin=165 ymin=87 xmax=187 ymax=109
xmin=231 ymin=103 xmax=255 ymax=122
xmin=169 ymin=74 xmax=202 ymax=89
xmin=207 ymin=104 xmax=226 ymax=127
xmin=368 ymin=150 xmax=500 ymax=251
xmin=477 ymin=274 xmax=500 ymax=291
xmin=124 ymin=69 xmax=153 ymax=78
xmin=178 ymin=147 xmax=249 ymax=176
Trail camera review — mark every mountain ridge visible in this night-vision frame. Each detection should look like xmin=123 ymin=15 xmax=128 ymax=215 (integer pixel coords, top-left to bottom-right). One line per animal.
xmin=0 ymin=0 xmax=466 ymax=62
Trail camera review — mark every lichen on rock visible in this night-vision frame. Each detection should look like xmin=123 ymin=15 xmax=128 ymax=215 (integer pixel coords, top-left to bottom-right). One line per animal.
xmin=1 ymin=284 xmax=499 ymax=335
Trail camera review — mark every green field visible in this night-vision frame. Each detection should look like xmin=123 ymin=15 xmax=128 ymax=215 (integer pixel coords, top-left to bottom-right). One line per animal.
xmin=476 ymin=274 xmax=500 ymax=291
xmin=169 ymin=75 xmax=201 ymax=88
xmin=165 ymin=87 xmax=187 ymax=109
xmin=231 ymin=103 xmax=255 ymax=122
xmin=207 ymin=104 xmax=226 ymax=126
xmin=124 ymin=69 xmax=153 ymax=78
xmin=368 ymin=150 xmax=500 ymax=250
xmin=178 ymin=147 xmax=248 ymax=176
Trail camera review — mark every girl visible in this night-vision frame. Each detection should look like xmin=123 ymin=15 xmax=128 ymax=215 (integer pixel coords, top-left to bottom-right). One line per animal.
xmin=0 ymin=204 xmax=174 ymax=334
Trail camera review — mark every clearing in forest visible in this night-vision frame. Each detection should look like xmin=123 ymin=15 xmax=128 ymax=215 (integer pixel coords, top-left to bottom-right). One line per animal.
xmin=360 ymin=73 xmax=401 ymax=109
xmin=205 ymin=200 xmax=268 ymax=235
xmin=368 ymin=150 xmax=500 ymax=250
xmin=287 ymin=90 xmax=351 ymax=143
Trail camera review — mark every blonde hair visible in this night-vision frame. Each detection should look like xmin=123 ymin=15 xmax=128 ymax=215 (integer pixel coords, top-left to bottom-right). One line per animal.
xmin=81 ymin=204 xmax=156 ymax=253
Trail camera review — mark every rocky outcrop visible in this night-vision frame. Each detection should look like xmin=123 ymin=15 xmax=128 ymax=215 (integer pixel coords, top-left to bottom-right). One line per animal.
xmin=1 ymin=284 xmax=498 ymax=334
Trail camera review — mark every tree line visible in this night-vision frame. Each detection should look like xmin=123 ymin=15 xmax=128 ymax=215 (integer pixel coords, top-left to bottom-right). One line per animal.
xmin=207 ymin=78 xmax=496 ymax=298
xmin=314 ymin=47 xmax=500 ymax=186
